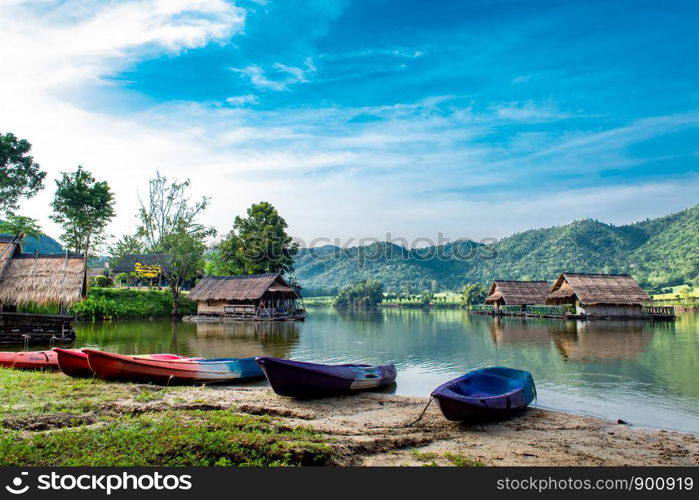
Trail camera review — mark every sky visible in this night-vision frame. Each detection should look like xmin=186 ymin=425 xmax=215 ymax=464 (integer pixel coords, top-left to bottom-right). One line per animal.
xmin=1 ymin=0 xmax=698 ymax=248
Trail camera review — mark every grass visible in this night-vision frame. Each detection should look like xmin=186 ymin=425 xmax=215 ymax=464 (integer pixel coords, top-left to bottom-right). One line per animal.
xmin=0 ymin=368 xmax=132 ymax=418
xmin=0 ymin=368 xmax=331 ymax=466
xmin=411 ymin=449 xmax=485 ymax=467
xmin=0 ymin=410 xmax=330 ymax=466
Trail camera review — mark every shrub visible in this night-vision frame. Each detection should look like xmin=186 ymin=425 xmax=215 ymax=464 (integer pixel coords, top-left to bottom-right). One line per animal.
xmin=93 ymin=275 xmax=113 ymax=288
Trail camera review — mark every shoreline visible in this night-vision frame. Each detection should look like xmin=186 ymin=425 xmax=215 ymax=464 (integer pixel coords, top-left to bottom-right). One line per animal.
xmin=182 ymin=386 xmax=699 ymax=466
xmin=3 ymin=367 xmax=695 ymax=466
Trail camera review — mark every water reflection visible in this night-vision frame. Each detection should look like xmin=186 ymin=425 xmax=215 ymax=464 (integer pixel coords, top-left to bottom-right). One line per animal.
xmin=190 ymin=321 xmax=299 ymax=358
xmin=70 ymin=310 xmax=699 ymax=433
xmin=551 ymin=321 xmax=654 ymax=362
xmin=74 ymin=320 xmax=299 ymax=359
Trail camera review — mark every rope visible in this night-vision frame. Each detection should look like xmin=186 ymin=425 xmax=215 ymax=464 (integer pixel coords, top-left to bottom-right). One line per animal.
xmin=404 ymin=396 xmax=433 ymax=427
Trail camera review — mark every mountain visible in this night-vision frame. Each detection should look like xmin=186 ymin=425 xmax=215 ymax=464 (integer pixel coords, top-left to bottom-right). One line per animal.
xmin=293 ymin=205 xmax=699 ymax=294
xmin=0 ymin=228 xmax=63 ymax=254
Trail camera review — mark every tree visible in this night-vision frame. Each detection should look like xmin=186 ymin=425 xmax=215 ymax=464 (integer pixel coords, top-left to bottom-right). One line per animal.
xmin=0 ymin=132 xmax=46 ymax=216
xmin=108 ymin=234 xmax=144 ymax=268
xmin=50 ymin=166 xmax=115 ymax=256
xmin=136 ymin=172 xmax=215 ymax=317
xmin=333 ymin=280 xmax=384 ymax=307
xmin=0 ymin=214 xmax=42 ymax=239
xmin=462 ymin=283 xmax=487 ymax=305
xmin=216 ymin=202 xmax=298 ymax=276
xmin=419 ymin=289 xmax=434 ymax=307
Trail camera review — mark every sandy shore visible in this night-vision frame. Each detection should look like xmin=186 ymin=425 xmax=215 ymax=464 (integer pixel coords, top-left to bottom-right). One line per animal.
xmin=121 ymin=385 xmax=699 ymax=466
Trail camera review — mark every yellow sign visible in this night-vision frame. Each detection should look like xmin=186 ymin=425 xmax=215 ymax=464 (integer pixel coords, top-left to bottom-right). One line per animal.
xmin=134 ymin=262 xmax=161 ymax=278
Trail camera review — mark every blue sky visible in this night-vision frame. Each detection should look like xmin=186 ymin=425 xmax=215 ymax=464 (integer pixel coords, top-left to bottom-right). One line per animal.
xmin=1 ymin=0 xmax=698 ymax=246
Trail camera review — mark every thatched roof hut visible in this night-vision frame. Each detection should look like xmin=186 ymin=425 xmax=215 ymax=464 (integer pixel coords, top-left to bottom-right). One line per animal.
xmin=485 ymin=280 xmax=550 ymax=306
xmin=0 ymin=236 xmax=86 ymax=307
xmin=545 ymin=273 xmax=650 ymax=306
xmin=188 ymin=273 xmax=302 ymax=320
xmin=189 ymin=273 xmax=299 ymax=302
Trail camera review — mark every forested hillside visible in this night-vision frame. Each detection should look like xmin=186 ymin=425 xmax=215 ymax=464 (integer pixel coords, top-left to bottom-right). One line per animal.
xmin=294 ymin=205 xmax=699 ymax=293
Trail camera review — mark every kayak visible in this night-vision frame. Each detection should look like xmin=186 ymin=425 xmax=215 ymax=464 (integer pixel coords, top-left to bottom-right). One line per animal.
xmin=83 ymin=349 xmax=263 ymax=384
xmin=0 ymin=351 xmax=59 ymax=370
xmin=255 ymin=356 xmax=397 ymax=398
xmin=53 ymin=348 xmax=92 ymax=378
xmin=431 ymin=366 xmax=536 ymax=421
xmin=53 ymin=349 xmax=204 ymax=379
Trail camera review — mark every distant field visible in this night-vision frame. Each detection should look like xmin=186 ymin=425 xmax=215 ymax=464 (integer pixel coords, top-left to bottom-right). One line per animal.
xmin=650 ymin=284 xmax=698 ymax=301
xmin=303 ymin=292 xmax=464 ymax=308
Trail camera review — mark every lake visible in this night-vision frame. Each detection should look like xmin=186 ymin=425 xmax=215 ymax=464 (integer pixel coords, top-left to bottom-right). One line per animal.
xmin=70 ymin=308 xmax=699 ymax=434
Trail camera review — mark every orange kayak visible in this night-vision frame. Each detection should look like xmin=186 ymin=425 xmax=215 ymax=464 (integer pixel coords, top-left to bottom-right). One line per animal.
xmin=84 ymin=349 xmax=261 ymax=385
xmin=0 ymin=351 xmax=59 ymax=370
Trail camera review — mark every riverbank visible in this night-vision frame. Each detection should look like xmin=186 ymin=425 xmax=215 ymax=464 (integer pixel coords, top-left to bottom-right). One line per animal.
xmin=1 ymin=369 xmax=696 ymax=466
xmin=19 ymin=287 xmax=197 ymax=320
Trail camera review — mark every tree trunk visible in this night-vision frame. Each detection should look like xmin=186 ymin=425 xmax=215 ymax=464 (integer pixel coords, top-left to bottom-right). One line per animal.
xmin=170 ymin=279 xmax=181 ymax=318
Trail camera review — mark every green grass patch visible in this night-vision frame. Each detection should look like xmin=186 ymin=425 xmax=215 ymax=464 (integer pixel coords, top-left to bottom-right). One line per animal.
xmin=0 ymin=368 xmax=131 ymax=419
xmin=0 ymin=410 xmax=331 ymax=466
xmin=443 ymin=452 xmax=485 ymax=467
xmin=0 ymin=369 xmax=332 ymax=466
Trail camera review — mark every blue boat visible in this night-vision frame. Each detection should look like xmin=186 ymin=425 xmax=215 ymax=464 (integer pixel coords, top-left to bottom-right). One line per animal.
xmin=431 ymin=367 xmax=536 ymax=421
xmin=256 ymin=356 xmax=397 ymax=398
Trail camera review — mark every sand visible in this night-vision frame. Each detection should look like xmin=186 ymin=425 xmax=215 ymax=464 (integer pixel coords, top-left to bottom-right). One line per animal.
xmin=128 ymin=386 xmax=699 ymax=466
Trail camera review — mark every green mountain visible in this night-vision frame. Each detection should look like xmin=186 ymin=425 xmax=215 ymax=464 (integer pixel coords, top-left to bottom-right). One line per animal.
xmin=0 ymin=225 xmax=64 ymax=254
xmin=294 ymin=205 xmax=699 ymax=294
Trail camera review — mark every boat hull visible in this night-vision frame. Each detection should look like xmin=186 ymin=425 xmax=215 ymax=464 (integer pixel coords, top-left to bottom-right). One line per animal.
xmin=53 ymin=348 xmax=93 ymax=378
xmin=431 ymin=367 xmax=536 ymax=421
xmin=256 ymin=356 xmax=397 ymax=398
xmin=84 ymin=349 xmax=263 ymax=384
xmin=0 ymin=351 xmax=59 ymax=370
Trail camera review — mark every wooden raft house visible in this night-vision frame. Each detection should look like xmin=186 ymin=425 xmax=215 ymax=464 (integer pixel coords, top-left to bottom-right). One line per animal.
xmin=483 ymin=280 xmax=551 ymax=314
xmin=186 ymin=273 xmax=305 ymax=321
xmin=545 ymin=273 xmax=674 ymax=320
xmin=0 ymin=236 xmax=86 ymax=344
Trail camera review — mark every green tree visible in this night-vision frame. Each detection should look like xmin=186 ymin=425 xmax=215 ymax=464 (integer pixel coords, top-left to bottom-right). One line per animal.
xmin=333 ymin=280 xmax=384 ymax=307
xmin=108 ymin=234 xmax=144 ymax=268
xmin=50 ymin=166 xmax=115 ymax=256
xmin=462 ymin=283 xmax=487 ymax=305
xmin=216 ymin=202 xmax=298 ymax=275
xmin=136 ymin=172 xmax=215 ymax=317
xmin=419 ymin=289 xmax=434 ymax=307
xmin=0 ymin=132 xmax=46 ymax=216
xmin=0 ymin=214 xmax=42 ymax=239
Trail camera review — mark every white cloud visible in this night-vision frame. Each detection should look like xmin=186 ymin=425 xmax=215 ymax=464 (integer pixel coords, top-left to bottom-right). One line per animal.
xmin=0 ymin=0 xmax=696 ymax=250
xmin=226 ymin=94 xmax=259 ymax=106
xmin=232 ymin=57 xmax=316 ymax=91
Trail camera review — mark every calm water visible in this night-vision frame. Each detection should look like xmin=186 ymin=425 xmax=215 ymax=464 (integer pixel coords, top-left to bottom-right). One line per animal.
xmin=68 ymin=309 xmax=699 ymax=434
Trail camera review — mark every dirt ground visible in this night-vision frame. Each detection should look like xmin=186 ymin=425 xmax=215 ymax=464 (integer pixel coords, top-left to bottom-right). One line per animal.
xmin=127 ymin=385 xmax=699 ymax=466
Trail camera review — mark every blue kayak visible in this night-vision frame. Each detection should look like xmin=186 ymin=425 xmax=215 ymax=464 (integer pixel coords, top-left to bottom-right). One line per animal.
xmin=431 ymin=367 xmax=536 ymax=421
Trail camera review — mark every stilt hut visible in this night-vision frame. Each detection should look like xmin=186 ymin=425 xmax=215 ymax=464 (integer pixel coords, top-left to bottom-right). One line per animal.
xmin=187 ymin=273 xmax=304 ymax=321
xmin=0 ymin=236 xmax=87 ymax=343
xmin=545 ymin=273 xmax=658 ymax=318
xmin=484 ymin=280 xmax=551 ymax=313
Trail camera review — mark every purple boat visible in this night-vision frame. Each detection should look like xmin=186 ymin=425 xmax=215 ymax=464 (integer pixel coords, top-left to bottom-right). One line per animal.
xmin=255 ymin=356 xmax=397 ymax=398
xmin=431 ymin=367 xmax=536 ymax=421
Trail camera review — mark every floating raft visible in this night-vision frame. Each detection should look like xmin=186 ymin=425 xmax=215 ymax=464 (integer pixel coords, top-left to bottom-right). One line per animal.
xmin=0 ymin=312 xmax=75 ymax=345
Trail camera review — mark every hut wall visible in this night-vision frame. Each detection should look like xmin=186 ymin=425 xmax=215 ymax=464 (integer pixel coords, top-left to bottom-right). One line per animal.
xmin=580 ymin=304 xmax=644 ymax=317
xmin=197 ymin=300 xmax=229 ymax=315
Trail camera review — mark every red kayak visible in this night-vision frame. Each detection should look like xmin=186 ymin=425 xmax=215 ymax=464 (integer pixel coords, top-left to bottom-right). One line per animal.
xmin=0 ymin=351 xmax=59 ymax=370
xmin=53 ymin=348 xmax=93 ymax=378
xmin=54 ymin=349 xmax=199 ymax=379
xmin=83 ymin=349 xmax=261 ymax=385
xmin=0 ymin=352 xmax=17 ymax=368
